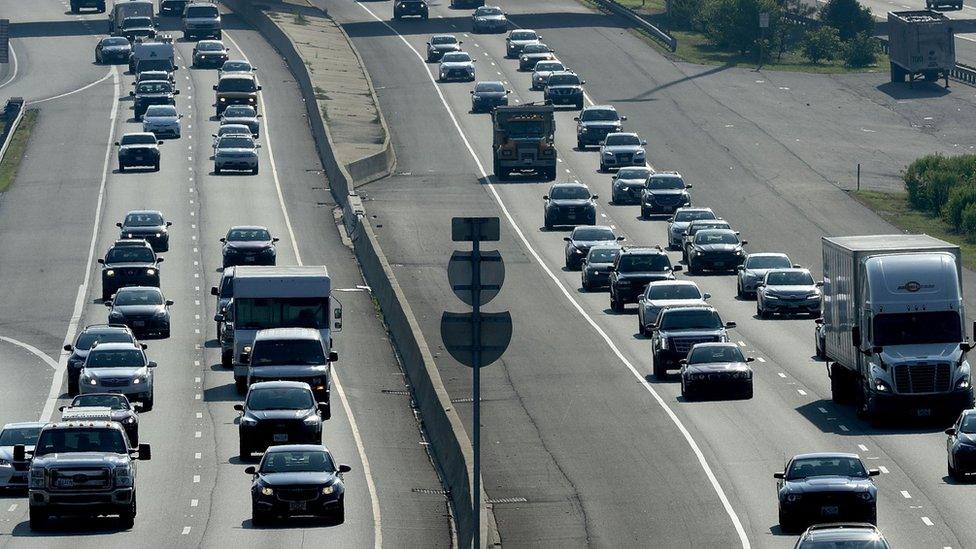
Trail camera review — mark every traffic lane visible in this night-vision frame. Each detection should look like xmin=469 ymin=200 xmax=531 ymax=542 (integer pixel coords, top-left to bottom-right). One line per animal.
xmin=0 ymin=342 xmax=56 ymax=423
xmin=218 ymin=16 xmax=452 ymax=546
xmin=384 ymin=11 xmax=966 ymax=546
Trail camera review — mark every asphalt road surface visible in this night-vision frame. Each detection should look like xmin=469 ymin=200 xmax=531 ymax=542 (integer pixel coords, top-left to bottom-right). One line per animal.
xmin=0 ymin=2 xmax=450 ymax=547
xmin=321 ymin=0 xmax=976 ymax=546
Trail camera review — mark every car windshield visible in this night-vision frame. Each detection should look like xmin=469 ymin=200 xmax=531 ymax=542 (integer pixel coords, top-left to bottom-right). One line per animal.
xmin=534 ymin=62 xmax=563 ymax=72
xmin=646 ymin=284 xmax=701 ymax=301
xmin=660 ymin=309 xmax=722 ymax=330
xmin=223 ymin=106 xmax=256 ymax=117
xmin=647 ymin=176 xmax=684 ymax=190
xmin=145 ymin=105 xmax=177 ymax=117
xmin=587 ymin=248 xmax=618 ymax=263
xmin=221 ymin=61 xmax=251 ymax=72
xmin=522 ymin=44 xmax=549 ymax=54
xmin=218 ymin=137 xmax=254 ymax=149
xmin=510 ymin=31 xmax=537 ymax=41
xmin=0 ymin=427 xmax=42 ymax=447
xmin=198 ymin=41 xmax=224 ymax=51
xmin=765 ymin=271 xmax=814 ymax=286
xmin=124 ymin=212 xmax=163 ymax=227
xmin=617 ymin=167 xmax=652 ymax=180
xmin=186 ymin=5 xmax=218 ymax=17
xmin=218 ymin=78 xmax=257 ymax=92
xmin=573 ymin=227 xmax=614 ymax=241
xmin=235 ymin=297 xmax=329 ymax=330
xmin=550 ymin=186 xmax=589 ymax=200
xmin=475 ymin=7 xmax=502 ymax=15
xmin=475 ymin=82 xmax=505 ymax=93
xmin=787 ymin=457 xmax=868 ymax=480
xmin=105 ymin=247 xmax=154 ymax=263
xmin=103 ymin=37 xmax=130 ymax=47
xmin=581 ymin=109 xmax=618 ymax=121
xmin=114 ymin=289 xmax=164 ymax=306
xmin=86 ymin=349 xmax=144 ymax=368
xmin=960 ymin=415 xmax=976 ymax=434
xmin=431 ymin=36 xmax=457 ymax=45
xmin=695 ymin=231 xmax=738 ymax=244
xmin=690 ymin=223 xmax=730 ymax=234
xmin=139 ymin=72 xmax=167 ymax=82
xmin=251 ymin=339 xmax=326 ymax=366
xmin=605 ymin=134 xmax=640 ymax=146
xmin=442 ymin=52 xmax=471 ymax=63
xmin=76 ymin=331 xmax=132 ymax=351
xmin=547 ymin=74 xmax=579 ymax=86
xmin=674 ymin=210 xmax=716 ymax=223
xmin=35 ymin=428 xmax=127 ymax=456
xmin=261 ymin=450 xmax=336 ymax=473
xmin=798 ymin=533 xmax=888 ymax=548
xmin=247 ymin=387 xmax=314 ymax=411
xmin=220 ymin=126 xmax=250 ymax=137
xmin=687 ymin=345 xmax=744 ymax=364
xmin=136 ymin=82 xmax=172 ymax=94
xmin=873 ymin=311 xmax=962 ymax=347
xmin=618 ymin=254 xmax=670 ymax=272
xmin=72 ymin=394 xmax=129 ymax=410
xmin=746 ymin=255 xmax=791 ymax=270
xmin=137 ymin=59 xmax=173 ymax=72
xmin=228 ymin=228 xmax=271 ymax=241
xmin=120 ymin=134 xmax=157 ymax=146
xmin=124 ymin=17 xmax=152 ymax=27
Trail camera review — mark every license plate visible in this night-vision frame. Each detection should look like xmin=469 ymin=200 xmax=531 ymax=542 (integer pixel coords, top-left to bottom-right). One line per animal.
xmin=134 ymin=156 xmax=144 ymax=161
xmin=713 ymin=261 xmax=724 ymax=267
xmin=567 ymin=214 xmax=576 ymax=220
xmin=273 ymin=433 xmax=288 ymax=442
xmin=821 ymin=505 xmax=839 ymax=516
xmin=289 ymin=501 xmax=307 ymax=511
xmin=917 ymin=408 xmax=932 ymax=417
xmin=245 ymin=256 xmax=255 ymax=262
xmin=133 ymin=321 xmax=146 ymax=327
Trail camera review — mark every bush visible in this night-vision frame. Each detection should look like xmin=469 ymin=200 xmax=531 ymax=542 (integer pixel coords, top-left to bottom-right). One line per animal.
xmin=802 ymin=27 xmax=841 ymax=64
xmin=700 ymin=0 xmax=780 ymax=54
xmin=904 ymin=154 xmax=948 ymax=210
xmin=843 ymin=32 xmax=878 ymax=68
xmin=943 ymin=183 xmax=976 ymax=229
xmin=962 ymin=203 xmax=976 ymax=238
xmin=668 ymin=0 xmax=704 ymax=29
xmin=923 ymin=170 xmax=960 ymax=215
xmin=820 ymin=0 xmax=873 ymax=40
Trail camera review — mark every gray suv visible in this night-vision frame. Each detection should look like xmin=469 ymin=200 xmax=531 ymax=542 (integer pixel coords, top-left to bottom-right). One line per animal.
xmin=79 ymin=342 xmax=157 ymax=411
xmin=182 ymin=2 xmax=221 ymax=40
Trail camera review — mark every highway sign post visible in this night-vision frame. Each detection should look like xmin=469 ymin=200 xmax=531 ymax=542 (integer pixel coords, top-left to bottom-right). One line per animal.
xmin=441 ymin=216 xmax=511 ymax=548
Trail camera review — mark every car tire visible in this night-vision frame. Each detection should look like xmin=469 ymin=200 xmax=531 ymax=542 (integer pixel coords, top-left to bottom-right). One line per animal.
xmin=778 ymin=510 xmax=797 ymax=533
xmin=830 ymin=363 xmax=853 ymax=404
xmin=214 ymin=165 xmax=221 ymax=175
xmin=222 ymin=349 xmax=232 ymax=367
xmin=736 ymin=281 xmax=744 ymax=298
xmin=757 ymin=304 xmax=768 ymax=319
xmin=153 ymin=161 xmax=160 ymax=172
xmin=252 ymin=503 xmax=269 ymax=526
xmin=599 ymin=162 xmax=606 ymax=173
xmin=240 ymin=438 xmax=251 ymax=461
xmin=680 ymin=379 xmax=691 ymax=400
xmin=162 ymin=328 xmax=170 ymax=339
xmin=235 ymin=376 xmax=247 ymax=394
xmin=576 ymin=100 xmax=583 ymax=109
xmin=949 ymin=459 xmax=961 ymax=482
xmin=68 ymin=379 xmax=79 ymax=397
xmin=28 ymin=506 xmax=48 ymax=530
xmin=544 ymin=215 xmax=552 ymax=231
xmin=741 ymin=383 xmax=753 ymax=399
xmin=119 ymin=495 xmax=136 ymax=529
xmin=653 ymin=355 xmax=666 ymax=380
xmin=119 ymin=162 xmax=125 ymax=173
xmin=610 ymin=292 xmax=623 ymax=312
xmin=252 ymin=166 xmax=259 ymax=175
xmin=142 ymin=392 xmax=154 ymax=412
xmin=581 ymin=278 xmax=590 ymax=292
xmin=333 ymin=500 xmax=345 ymax=524
xmin=577 ymin=139 xmax=584 ymax=149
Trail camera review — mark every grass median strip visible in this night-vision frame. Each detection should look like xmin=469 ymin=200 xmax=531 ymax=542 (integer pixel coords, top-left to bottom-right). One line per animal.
xmin=0 ymin=109 xmax=38 ymax=193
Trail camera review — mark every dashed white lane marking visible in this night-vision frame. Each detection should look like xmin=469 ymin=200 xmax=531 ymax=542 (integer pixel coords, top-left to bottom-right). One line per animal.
xmin=737 ymin=340 xmax=746 ymax=347
xmin=839 ymin=424 xmax=850 ymax=432
xmin=777 ymin=372 xmax=786 ymax=378
xmin=901 ymin=490 xmax=912 ymax=499
xmin=858 ymin=444 xmax=868 ymax=452
xmin=879 ymin=466 xmax=889 ymax=474
xmin=756 ymin=357 xmax=766 ymax=363
xmin=922 ymin=516 xmax=934 ymax=526
xmin=194 ymin=431 xmax=202 ymax=438
xmin=7 ymin=504 xmax=16 ymax=512
xmin=192 ymin=475 xmax=200 ymax=483
xmin=195 ymin=393 xmax=202 ymax=400
xmin=194 ymin=452 xmax=202 ymax=459
xmin=194 ymin=377 xmax=201 ymax=383
xmin=797 ymin=389 xmax=807 ymax=396
xmin=182 ymin=526 xmax=191 ymax=535
xmin=190 ymin=499 xmax=199 ymax=507
xmin=196 ymin=412 xmax=203 ymax=419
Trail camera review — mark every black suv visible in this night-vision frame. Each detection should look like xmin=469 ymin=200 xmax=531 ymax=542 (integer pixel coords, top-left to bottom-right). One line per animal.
xmin=543 ymin=183 xmax=597 ymax=229
xmin=543 ymin=71 xmax=585 ymax=109
xmin=116 ymin=132 xmax=162 ymax=172
xmin=98 ymin=240 xmax=162 ymax=301
xmin=640 ymin=172 xmax=691 ymax=218
xmin=648 ymin=305 xmax=733 ymax=378
xmin=130 ymin=80 xmax=179 ymax=120
xmin=393 ymin=0 xmax=428 ymax=19
xmin=609 ymin=247 xmax=680 ymax=311
xmin=575 ymin=105 xmax=624 ymax=149
xmin=236 ymin=381 xmax=327 ymax=459
xmin=64 ymin=324 xmax=141 ymax=396
xmin=686 ymin=228 xmax=747 ymax=274
xmin=117 ymin=210 xmax=172 ymax=252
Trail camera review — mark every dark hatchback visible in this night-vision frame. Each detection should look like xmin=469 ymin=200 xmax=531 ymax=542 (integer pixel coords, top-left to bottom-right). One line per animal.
xmin=946 ymin=409 xmax=976 ymax=480
xmin=221 ymin=226 xmax=278 ymax=267
xmin=246 ymin=444 xmax=351 ymax=525
xmin=64 ymin=324 xmax=140 ymax=396
xmin=117 ymin=210 xmax=172 ymax=252
xmin=608 ymin=247 xmax=680 ymax=311
xmin=99 ymin=240 xmax=161 ymax=300
xmin=236 ymin=381 xmax=326 ymax=459
xmin=470 ymin=81 xmax=510 ymax=113
xmin=543 ymin=183 xmax=597 ymax=229
xmin=686 ymin=229 xmax=746 ymax=274
xmin=563 ymin=225 xmax=621 ymax=270
xmin=581 ymin=245 xmax=620 ymax=291
xmin=105 ymin=286 xmax=173 ymax=339
xmin=775 ymin=453 xmax=879 ymax=532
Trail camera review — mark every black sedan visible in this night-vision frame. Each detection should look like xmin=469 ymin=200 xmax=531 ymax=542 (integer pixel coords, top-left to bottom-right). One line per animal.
xmin=116 ymin=132 xmax=162 ymax=172
xmin=795 ymin=523 xmax=890 ymax=548
xmin=543 ymin=183 xmax=597 ymax=230
xmin=221 ymin=226 xmax=278 ymax=267
xmin=581 ymin=245 xmax=619 ymax=291
xmin=192 ymin=39 xmax=229 ymax=68
xmin=99 ymin=239 xmax=161 ymax=300
xmin=105 ymin=286 xmax=173 ymax=339
xmin=471 ymin=5 xmax=508 ymax=33
xmin=686 ymin=229 xmax=747 ymax=274
xmin=470 ymin=81 xmax=509 ymax=113
xmin=946 ymin=409 xmax=976 ymax=481
xmin=95 ymin=36 xmax=131 ymax=64
xmin=245 ymin=444 xmax=351 ymax=525
xmin=237 ymin=381 xmax=326 ymax=459
xmin=610 ymin=166 xmax=653 ymax=205
xmin=775 ymin=453 xmax=879 ymax=531
xmin=426 ymin=34 xmax=461 ymax=62
xmin=679 ymin=342 xmax=754 ymax=400
xmin=563 ymin=224 xmax=621 ymax=270
xmin=60 ymin=393 xmax=140 ymax=446
xmin=117 ymin=210 xmax=172 ymax=252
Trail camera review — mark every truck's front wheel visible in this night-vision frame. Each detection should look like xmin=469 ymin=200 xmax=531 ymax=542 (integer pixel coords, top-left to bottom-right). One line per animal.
xmin=235 ymin=376 xmax=247 ymax=394
xmin=830 ymin=363 xmax=854 ymax=404
xmin=29 ymin=506 xmax=48 ymax=530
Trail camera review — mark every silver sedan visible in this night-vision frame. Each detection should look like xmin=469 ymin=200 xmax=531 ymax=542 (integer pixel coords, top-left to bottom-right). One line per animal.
xmin=142 ymin=105 xmax=182 ymax=138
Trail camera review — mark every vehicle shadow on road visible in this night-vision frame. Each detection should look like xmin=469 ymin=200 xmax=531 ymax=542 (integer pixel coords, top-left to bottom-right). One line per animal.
xmin=10 ymin=517 xmax=128 ymax=537
xmin=767 ymin=524 xmax=796 ymax=537
xmin=204 ymin=382 xmax=240 ymax=402
xmin=795 ymin=399 xmax=952 ymax=435
xmin=876 ymin=82 xmax=951 ymax=100
xmin=241 ymin=515 xmax=343 ymax=530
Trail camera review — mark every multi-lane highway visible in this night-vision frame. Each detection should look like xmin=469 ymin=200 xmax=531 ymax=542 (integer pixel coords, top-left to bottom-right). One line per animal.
xmin=320 ymin=0 xmax=976 ymax=546
xmin=0 ymin=1 xmax=450 ymax=547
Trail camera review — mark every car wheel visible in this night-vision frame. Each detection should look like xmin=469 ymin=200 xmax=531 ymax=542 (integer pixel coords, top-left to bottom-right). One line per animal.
xmin=162 ymin=328 xmax=170 ymax=339
xmin=757 ymin=304 xmax=768 ymax=319
xmin=153 ymin=161 xmax=160 ymax=172
xmin=252 ymin=503 xmax=269 ymax=526
xmin=118 ymin=495 xmax=136 ymax=529
xmin=142 ymin=392 xmax=154 ymax=412
xmin=741 ymin=383 xmax=753 ymax=399
xmin=778 ymin=510 xmax=797 ymax=533
xmin=653 ymin=355 xmax=666 ymax=380
xmin=252 ymin=166 xmax=259 ymax=175
xmin=949 ymin=459 xmax=961 ymax=482
xmin=640 ymin=207 xmax=649 ymax=219
xmin=610 ymin=292 xmax=623 ymax=312
xmin=235 ymin=376 xmax=247 ymax=394
xmin=118 ymin=162 xmax=125 ymax=173
xmin=815 ymin=333 xmax=824 ymax=359
xmin=240 ymin=437 xmax=251 ymax=461
xmin=214 ymin=165 xmax=221 ymax=174
xmin=544 ymin=214 xmax=552 ymax=231
xmin=576 ymin=100 xmax=584 ymax=109
xmin=68 ymin=379 xmax=79 ymax=396
xmin=736 ymin=281 xmax=744 ymax=299
xmin=221 ymin=349 xmax=232 ymax=367
xmin=581 ymin=278 xmax=590 ymax=292
xmin=333 ymin=500 xmax=345 ymax=524
xmin=28 ymin=506 xmax=48 ymax=530
xmin=577 ymin=139 xmax=584 ymax=149
xmin=680 ymin=378 xmax=691 ymax=399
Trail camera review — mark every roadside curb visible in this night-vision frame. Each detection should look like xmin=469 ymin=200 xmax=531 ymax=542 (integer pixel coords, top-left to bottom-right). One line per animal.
xmin=219 ymin=1 xmax=494 ymax=546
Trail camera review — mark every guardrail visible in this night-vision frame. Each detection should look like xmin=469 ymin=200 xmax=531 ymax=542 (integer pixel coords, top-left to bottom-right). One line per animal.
xmin=594 ymin=0 xmax=677 ymax=52
xmin=0 ymin=97 xmax=25 ymax=167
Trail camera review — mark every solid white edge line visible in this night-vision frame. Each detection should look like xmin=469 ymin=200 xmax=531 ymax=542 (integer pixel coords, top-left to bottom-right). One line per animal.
xmin=356 ymin=5 xmax=751 ymax=548
xmin=0 ymin=336 xmax=59 ymax=369
xmin=0 ymin=43 xmax=19 ymax=90
xmin=221 ymin=29 xmax=383 ymax=549
xmin=28 ymin=69 xmax=113 ymax=105
xmin=41 ymin=66 xmax=119 ymax=423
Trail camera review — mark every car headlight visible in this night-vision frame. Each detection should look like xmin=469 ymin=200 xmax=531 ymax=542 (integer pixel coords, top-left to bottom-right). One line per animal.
xmin=784 ymin=493 xmax=801 ymax=502
xmin=88 ymin=377 xmax=98 ymax=385
xmin=603 ymin=151 xmax=613 ymax=157
xmin=220 ymin=98 xmax=226 ymax=102
xmin=634 ymin=151 xmax=645 ymax=157
xmin=322 ymin=485 xmax=335 ymax=495
xmin=857 ymin=491 xmax=874 ymax=501
xmin=765 ymin=294 xmax=779 ymax=300
xmin=146 ymin=268 xmax=156 ymax=276
xmin=125 ymin=416 xmax=137 ymax=424
xmin=29 ymin=468 xmax=45 ymax=488
xmin=874 ymin=378 xmax=890 ymax=392
xmin=132 ymin=375 xmax=146 ymax=385
xmin=736 ymin=250 xmax=743 ymax=256
xmin=240 ymin=416 xmax=258 ymax=427
xmin=695 ymin=250 xmax=703 ymax=256
xmin=957 ymin=376 xmax=971 ymax=389
xmin=115 ymin=466 xmax=134 ymax=487
xmin=261 ymin=486 xmax=274 ymax=496
xmin=105 ymin=269 xmax=115 ymax=277
xmin=0 ymin=459 xmax=10 ymax=467
xmin=303 ymin=414 xmax=322 ymax=425
xmin=155 ymin=232 xmax=162 ymax=238
xmin=521 ymin=56 xmax=528 ymax=61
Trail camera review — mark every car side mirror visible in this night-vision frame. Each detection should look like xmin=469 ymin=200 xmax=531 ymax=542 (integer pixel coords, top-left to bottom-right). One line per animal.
xmin=793 ymin=264 xmax=802 ymax=268
xmin=591 ymin=195 xmax=599 ymax=200
xmin=329 ymin=351 xmax=339 ymax=362
xmin=868 ymin=469 xmax=880 ymax=477
xmin=815 ymin=317 xmax=824 ymax=325
xmin=685 ymin=184 xmax=693 ymax=189
xmin=59 ymin=405 xmax=66 ymax=412
xmin=339 ymin=464 xmax=352 ymax=473
xmin=137 ymin=443 xmax=151 ymax=460
xmin=816 ymin=281 xmax=824 ymax=287
xmin=165 ymin=300 xmax=174 ymax=306
xmin=725 ymin=321 xmax=736 ymax=329
xmin=741 ymin=240 xmax=748 ymax=245
xmin=212 ymin=85 xmax=218 ymax=90
xmin=573 ymin=117 xmax=580 ymax=121
xmin=272 ymin=237 xmax=280 ymax=243
xmin=620 ymin=115 xmax=628 ymax=121
xmin=129 ymin=91 xmax=135 ymax=96
xmin=211 ymin=286 xmax=219 ymax=296
xmin=156 ymin=257 xmax=164 ymax=263
xmin=746 ymin=357 xmax=755 ymax=363
xmin=672 ymin=265 xmax=683 ymax=272
xmin=257 ymin=114 xmax=264 ymax=118
xmin=773 ymin=472 xmax=784 ymax=479
xmin=148 ymin=361 xmax=158 ymax=368
xmin=166 ymin=221 xmax=173 ymax=227
xmin=64 ymin=344 xmax=73 ymax=352
xmin=97 ymin=258 xmax=105 ymax=264
xmin=946 ymin=427 xmax=958 ymax=436
xmin=214 ymin=313 xmax=224 ymax=322
xmin=157 ymin=140 xmax=164 ymax=145
xmin=703 ymin=292 xmax=711 ymax=299
xmin=233 ymin=404 xmax=244 ymax=412
xmin=116 ymin=222 xmax=123 ymax=228
xmin=104 ymin=301 xmax=113 ymax=307
xmin=257 ymin=85 xmax=263 ymax=90
xmin=543 ymin=195 xmax=549 ymax=200
xmin=736 ymin=266 xmax=744 ymax=271
xmin=244 ymin=466 xmax=257 ymax=475
xmin=646 ymin=323 xmax=656 ymax=331
xmin=607 ymin=266 xmax=616 ymax=272
xmin=219 ymin=237 xmax=226 ymax=243
xmin=961 ymin=342 xmax=973 ymax=353
xmin=114 ymin=141 xmax=121 ymax=146
xmin=173 ymin=90 xmax=180 ymax=95
xmin=616 ymin=236 xmax=625 ymax=241
xmin=563 ymin=237 xmax=571 ymax=242
xmin=678 ymin=359 xmax=687 ymax=365
xmin=666 ymin=217 xmax=674 ymax=223
xmin=470 ymin=90 xmax=474 ymax=94
xmin=141 ymin=343 xmax=147 ymax=350
xmin=641 ymin=140 xmax=647 ymax=145
xmin=240 ymin=351 xmax=251 ymax=364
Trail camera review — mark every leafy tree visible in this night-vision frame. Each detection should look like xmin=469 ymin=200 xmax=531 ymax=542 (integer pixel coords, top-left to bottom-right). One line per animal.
xmin=843 ymin=32 xmax=878 ymax=67
xmin=802 ymin=26 xmax=841 ymax=64
xmin=700 ymin=0 xmax=781 ymax=54
xmin=820 ymin=0 xmax=873 ymax=40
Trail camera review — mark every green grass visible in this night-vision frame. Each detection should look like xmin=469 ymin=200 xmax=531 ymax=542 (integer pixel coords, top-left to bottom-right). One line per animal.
xmin=0 ymin=109 xmax=37 ymax=193
xmin=853 ymin=190 xmax=976 ymax=271
xmin=614 ymin=0 xmax=667 ymax=14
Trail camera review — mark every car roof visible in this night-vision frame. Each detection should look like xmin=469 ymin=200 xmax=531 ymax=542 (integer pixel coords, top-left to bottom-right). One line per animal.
xmin=475 ymin=80 xmax=504 ymax=87
xmin=431 ymin=34 xmax=457 ymax=39
xmin=675 ymin=207 xmax=713 ymax=213
xmin=122 ymin=132 xmax=157 ymax=140
xmin=619 ymin=246 xmax=665 ymax=255
xmin=1 ymin=422 xmax=47 ymax=430
xmin=747 ymin=252 xmax=789 ymax=258
xmin=647 ymin=279 xmax=698 ymax=288
xmin=650 ymin=171 xmax=682 ymax=178
xmin=661 ymin=305 xmax=715 ymax=313
xmin=549 ymin=70 xmax=577 ymax=77
xmin=219 ymin=73 xmax=256 ymax=82
xmin=114 ymin=285 xmax=162 ymax=294
xmin=765 ymin=268 xmax=811 ymax=275
xmin=689 ymin=342 xmax=739 ymax=349
xmin=249 ymin=380 xmax=312 ymax=390
xmin=605 ymin=132 xmax=638 ymax=138
xmin=550 ymin=182 xmax=588 ymax=189
xmin=197 ymin=39 xmax=224 ymax=46
xmin=124 ymin=209 xmax=164 ymax=216
xmin=89 ymin=341 xmax=143 ymax=351
xmin=112 ymin=239 xmax=153 ymax=247
xmin=264 ymin=443 xmax=331 ymax=454
xmin=254 ymin=327 xmax=322 ymax=341
xmin=572 ymin=224 xmax=612 ymax=234
xmin=791 ymin=452 xmax=861 ymax=460
xmin=696 ymin=228 xmax=736 ymax=235
xmin=81 ymin=324 xmax=134 ymax=334
xmin=228 ymin=225 xmax=270 ymax=232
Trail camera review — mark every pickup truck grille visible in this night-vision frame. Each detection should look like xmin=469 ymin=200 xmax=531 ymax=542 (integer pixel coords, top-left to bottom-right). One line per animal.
xmin=50 ymin=467 xmax=112 ymax=491
xmin=670 ymin=335 xmax=720 ymax=354
xmin=894 ymin=363 xmax=951 ymax=394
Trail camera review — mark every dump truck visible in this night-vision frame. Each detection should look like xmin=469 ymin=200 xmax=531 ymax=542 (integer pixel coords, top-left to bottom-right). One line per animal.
xmin=888 ymin=10 xmax=955 ymax=87
xmin=492 ymin=104 xmax=557 ymax=181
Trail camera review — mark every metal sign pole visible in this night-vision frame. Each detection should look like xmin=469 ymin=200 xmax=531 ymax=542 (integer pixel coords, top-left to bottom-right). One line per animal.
xmin=471 ymin=235 xmax=481 ymax=549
